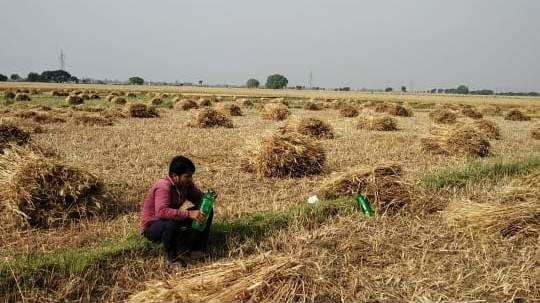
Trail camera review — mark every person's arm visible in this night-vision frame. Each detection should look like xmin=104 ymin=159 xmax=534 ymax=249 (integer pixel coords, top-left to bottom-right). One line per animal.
xmin=187 ymin=185 xmax=204 ymax=207
xmin=155 ymin=185 xmax=190 ymax=220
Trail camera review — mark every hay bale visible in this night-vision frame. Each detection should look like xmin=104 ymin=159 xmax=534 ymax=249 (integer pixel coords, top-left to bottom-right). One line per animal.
xmin=0 ymin=122 xmax=31 ymax=151
xmin=473 ymin=119 xmax=501 ymax=140
xmin=280 ymin=117 xmax=334 ymax=139
xmin=3 ymin=91 xmax=15 ymax=100
xmin=318 ymin=164 xmax=409 ymax=214
xmin=421 ymin=125 xmax=490 ymax=157
xmin=188 ymin=108 xmax=233 ymax=128
xmin=339 ymin=105 xmax=359 ymax=118
xmin=262 ymin=104 xmax=290 ymax=121
xmin=429 ymin=109 xmax=458 ymax=124
xmin=461 ymin=107 xmax=483 ymax=119
xmin=125 ymin=103 xmax=159 ymax=118
xmin=357 ymin=115 xmax=398 ymax=131
xmin=531 ymin=126 xmax=540 ymax=140
xmin=0 ymin=147 xmax=106 ymax=228
xmin=14 ymin=93 xmax=31 ymax=101
xmin=149 ymin=97 xmax=163 ymax=106
xmin=199 ymin=98 xmax=212 ymax=107
xmin=174 ymin=99 xmax=198 ymax=111
xmin=112 ymin=97 xmax=127 ymax=105
xmin=65 ymin=95 xmax=84 ymax=105
xmin=128 ymin=254 xmax=331 ymax=303
xmin=375 ymin=103 xmax=413 ymax=117
xmin=217 ymin=103 xmax=243 ymax=116
xmin=505 ymin=109 xmax=531 ymax=121
xmin=242 ymin=132 xmax=325 ymax=178
xmin=303 ymin=101 xmax=322 ymax=111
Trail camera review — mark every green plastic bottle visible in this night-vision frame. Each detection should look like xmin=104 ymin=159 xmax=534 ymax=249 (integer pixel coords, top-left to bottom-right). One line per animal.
xmin=356 ymin=194 xmax=374 ymax=217
xmin=192 ymin=189 xmax=216 ymax=231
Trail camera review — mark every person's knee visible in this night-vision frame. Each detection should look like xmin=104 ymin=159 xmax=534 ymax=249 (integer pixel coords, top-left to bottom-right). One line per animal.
xmin=163 ymin=220 xmax=178 ymax=231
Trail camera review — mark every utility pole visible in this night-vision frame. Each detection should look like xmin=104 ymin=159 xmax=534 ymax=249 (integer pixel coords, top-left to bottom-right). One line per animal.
xmin=59 ymin=50 xmax=66 ymax=71
xmin=308 ymin=70 xmax=313 ymax=89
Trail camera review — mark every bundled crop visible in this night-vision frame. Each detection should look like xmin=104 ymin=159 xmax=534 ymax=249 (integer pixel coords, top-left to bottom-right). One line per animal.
xmin=187 ymin=108 xmax=233 ymax=128
xmin=280 ymin=117 xmax=334 ymax=139
xmin=318 ymin=164 xmax=410 ymax=214
xmin=303 ymin=101 xmax=322 ymax=111
xmin=125 ymin=103 xmax=159 ymax=118
xmin=357 ymin=114 xmax=398 ymax=131
xmin=242 ymin=132 xmax=325 ymax=178
xmin=374 ymin=103 xmax=413 ymax=117
xmin=0 ymin=122 xmax=31 ymax=151
xmin=14 ymin=93 xmax=31 ymax=101
xmin=339 ymin=105 xmax=359 ymax=118
xmin=472 ymin=119 xmax=501 ymax=140
xmin=421 ymin=125 xmax=490 ymax=157
xmin=531 ymin=126 xmax=540 ymax=140
xmin=174 ymin=99 xmax=198 ymax=111
xmin=262 ymin=104 xmax=291 ymax=121
xmin=112 ymin=96 xmax=127 ymax=105
xmin=70 ymin=113 xmax=114 ymax=126
xmin=429 ymin=109 xmax=458 ymax=124
xmin=129 ymin=254 xmax=331 ymax=303
xmin=199 ymin=98 xmax=212 ymax=107
xmin=3 ymin=91 xmax=15 ymax=100
xmin=461 ymin=107 xmax=483 ymax=119
xmin=0 ymin=147 xmax=107 ymax=228
xmin=149 ymin=97 xmax=163 ymax=106
xmin=505 ymin=109 xmax=531 ymax=121
xmin=217 ymin=103 xmax=243 ymax=116
xmin=66 ymin=95 xmax=84 ymax=105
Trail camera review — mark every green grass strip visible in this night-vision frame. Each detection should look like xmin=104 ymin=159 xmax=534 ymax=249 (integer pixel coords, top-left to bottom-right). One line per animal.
xmin=420 ymin=156 xmax=540 ymax=188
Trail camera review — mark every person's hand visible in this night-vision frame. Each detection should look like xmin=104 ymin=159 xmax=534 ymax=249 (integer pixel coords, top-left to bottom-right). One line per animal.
xmin=189 ymin=210 xmax=205 ymax=222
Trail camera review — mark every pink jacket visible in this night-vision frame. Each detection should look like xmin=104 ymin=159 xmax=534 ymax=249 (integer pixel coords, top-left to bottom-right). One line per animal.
xmin=140 ymin=177 xmax=203 ymax=233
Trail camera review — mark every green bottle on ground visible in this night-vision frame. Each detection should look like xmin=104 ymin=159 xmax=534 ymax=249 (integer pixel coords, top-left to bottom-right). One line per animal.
xmin=192 ymin=189 xmax=216 ymax=231
xmin=356 ymin=194 xmax=374 ymax=217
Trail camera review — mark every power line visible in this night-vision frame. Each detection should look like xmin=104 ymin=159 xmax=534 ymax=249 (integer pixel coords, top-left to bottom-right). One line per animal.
xmin=59 ymin=50 xmax=66 ymax=70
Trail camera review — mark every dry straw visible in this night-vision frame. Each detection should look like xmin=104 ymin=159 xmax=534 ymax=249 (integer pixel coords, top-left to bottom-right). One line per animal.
xmin=188 ymin=108 xmax=233 ymax=128
xmin=280 ymin=117 xmax=335 ymax=139
xmin=65 ymin=95 xmax=84 ymax=105
xmin=0 ymin=147 xmax=106 ymax=228
xmin=0 ymin=121 xmax=31 ymax=151
xmin=199 ymin=98 xmax=212 ymax=107
xmin=174 ymin=99 xmax=199 ymax=111
xmin=471 ymin=119 xmax=501 ymax=140
xmin=339 ymin=105 xmax=359 ymax=118
xmin=429 ymin=109 xmax=458 ymax=124
xmin=125 ymin=103 xmax=159 ymax=118
xmin=150 ymin=97 xmax=163 ymax=106
xmin=70 ymin=113 xmax=114 ymax=127
xmin=531 ymin=126 xmax=540 ymax=140
xmin=242 ymin=132 xmax=325 ymax=178
xmin=128 ymin=253 xmax=331 ymax=303
xmin=318 ymin=164 xmax=410 ymax=214
xmin=303 ymin=101 xmax=322 ymax=111
xmin=112 ymin=97 xmax=127 ymax=105
xmin=504 ymin=109 xmax=531 ymax=121
xmin=421 ymin=125 xmax=490 ymax=157
xmin=374 ymin=102 xmax=413 ymax=117
xmin=357 ymin=114 xmax=398 ymax=131
xmin=14 ymin=93 xmax=31 ymax=101
xmin=4 ymin=91 xmax=15 ymax=100
xmin=262 ymin=104 xmax=291 ymax=121
xmin=217 ymin=103 xmax=243 ymax=116
xmin=461 ymin=107 xmax=483 ymax=119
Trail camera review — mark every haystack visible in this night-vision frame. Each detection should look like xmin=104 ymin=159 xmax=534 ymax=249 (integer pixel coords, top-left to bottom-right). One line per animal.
xmin=357 ymin=115 xmax=398 ymax=131
xmin=0 ymin=122 xmax=31 ymax=151
xmin=14 ymin=111 xmax=66 ymax=124
xmin=262 ymin=104 xmax=290 ymax=121
xmin=303 ymin=101 xmax=322 ymax=111
xmin=374 ymin=103 xmax=413 ymax=117
xmin=199 ymin=98 xmax=212 ymax=107
xmin=280 ymin=117 xmax=335 ymax=139
xmin=472 ymin=119 xmax=501 ymax=140
xmin=14 ymin=93 xmax=31 ymax=101
xmin=421 ymin=125 xmax=490 ymax=157
xmin=443 ymin=174 xmax=539 ymax=238
xmin=531 ymin=126 xmax=540 ymax=140
xmin=242 ymin=99 xmax=254 ymax=107
xmin=125 ymin=103 xmax=159 ymax=118
xmin=429 ymin=109 xmax=458 ymax=124
xmin=3 ymin=91 xmax=15 ymax=100
xmin=242 ymin=132 xmax=325 ymax=178
xmin=339 ymin=105 xmax=359 ymax=118
xmin=174 ymin=99 xmax=198 ymax=111
xmin=188 ymin=108 xmax=233 ymax=128
xmin=112 ymin=96 xmax=127 ymax=105
xmin=71 ymin=114 xmax=114 ymax=127
xmin=66 ymin=95 xmax=84 ymax=105
xmin=128 ymin=254 xmax=331 ymax=303
xmin=217 ymin=103 xmax=243 ymax=116
xmin=318 ymin=164 xmax=410 ymax=214
xmin=0 ymin=147 xmax=106 ymax=228
xmin=505 ymin=109 xmax=531 ymax=121
xmin=461 ymin=107 xmax=483 ymax=119
xmin=149 ymin=97 xmax=163 ymax=106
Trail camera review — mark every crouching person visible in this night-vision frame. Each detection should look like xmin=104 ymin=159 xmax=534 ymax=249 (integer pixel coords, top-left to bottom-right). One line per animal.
xmin=140 ymin=155 xmax=213 ymax=267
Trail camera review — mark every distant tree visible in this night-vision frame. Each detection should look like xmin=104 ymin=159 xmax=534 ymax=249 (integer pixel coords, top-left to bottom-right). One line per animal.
xmin=456 ymin=85 xmax=469 ymax=94
xmin=0 ymin=74 xmax=7 ymax=82
xmin=384 ymin=87 xmax=393 ymax=92
xmin=265 ymin=74 xmax=288 ymax=89
xmin=246 ymin=78 xmax=260 ymax=88
xmin=128 ymin=76 xmax=144 ymax=85
xmin=430 ymin=89 xmax=437 ymax=94
xmin=10 ymin=74 xmax=21 ymax=81
xmin=26 ymin=72 xmax=41 ymax=82
xmin=41 ymin=70 xmax=75 ymax=83
xmin=401 ymin=86 xmax=407 ymax=92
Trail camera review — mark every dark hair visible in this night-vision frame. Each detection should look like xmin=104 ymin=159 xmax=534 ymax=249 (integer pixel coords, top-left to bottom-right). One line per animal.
xmin=169 ymin=155 xmax=195 ymax=176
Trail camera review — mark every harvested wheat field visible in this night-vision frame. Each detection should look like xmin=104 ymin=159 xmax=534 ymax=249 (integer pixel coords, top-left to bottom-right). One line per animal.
xmin=0 ymin=83 xmax=539 ymax=303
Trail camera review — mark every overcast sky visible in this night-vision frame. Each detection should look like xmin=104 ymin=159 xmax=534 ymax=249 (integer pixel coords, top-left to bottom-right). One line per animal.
xmin=1 ymin=0 xmax=539 ymax=91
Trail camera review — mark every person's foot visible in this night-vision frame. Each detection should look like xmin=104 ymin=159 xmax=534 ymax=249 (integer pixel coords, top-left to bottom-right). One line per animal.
xmin=190 ymin=250 xmax=206 ymax=260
